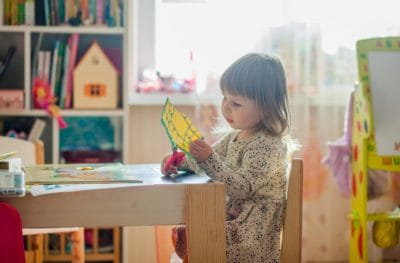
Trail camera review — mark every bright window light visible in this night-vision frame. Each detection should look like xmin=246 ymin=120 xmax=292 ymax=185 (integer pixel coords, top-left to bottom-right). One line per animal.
xmin=151 ymin=0 xmax=400 ymax=96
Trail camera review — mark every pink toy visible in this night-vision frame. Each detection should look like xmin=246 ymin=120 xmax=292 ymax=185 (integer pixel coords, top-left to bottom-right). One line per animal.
xmin=32 ymin=77 xmax=67 ymax=129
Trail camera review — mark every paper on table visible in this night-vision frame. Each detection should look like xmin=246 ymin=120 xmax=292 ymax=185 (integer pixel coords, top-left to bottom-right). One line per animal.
xmin=24 ymin=163 xmax=142 ymax=185
xmin=29 ymin=183 xmax=136 ymax=196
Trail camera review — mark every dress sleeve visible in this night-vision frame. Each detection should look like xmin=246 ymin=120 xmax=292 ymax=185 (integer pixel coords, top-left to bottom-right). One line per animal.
xmin=199 ymin=137 xmax=287 ymax=200
xmin=177 ymin=133 xmax=232 ymax=173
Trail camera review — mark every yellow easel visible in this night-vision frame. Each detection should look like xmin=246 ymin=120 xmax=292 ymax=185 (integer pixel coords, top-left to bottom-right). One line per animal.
xmin=350 ymin=37 xmax=400 ymax=262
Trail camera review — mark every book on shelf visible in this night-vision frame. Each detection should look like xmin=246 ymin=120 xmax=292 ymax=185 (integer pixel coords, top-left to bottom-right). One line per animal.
xmin=34 ymin=0 xmax=45 ymax=25
xmin=64 ymin=33 xmax=79 ymax=109
xmin=54 ymin=40 xmax=65 ymax=105
xmin=43 ymin=50 xmax=52 ymax=84
xmin=24 ymin=0 xmax=35 ymax=25
xmin=50 ymin=40 xmax=60 ymax=95
xmin=0 ymin=0 xmax=3 ymax=26
xmin=3 ymin=0 xmax=123 ymax=26
xmin=32 ymin=34 xmax=80 ymax=108
xmin=59 ymin=43 xmax=70 ymax=108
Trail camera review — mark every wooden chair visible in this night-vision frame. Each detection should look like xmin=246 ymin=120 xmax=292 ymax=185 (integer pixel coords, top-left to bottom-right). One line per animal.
xmin=281 ymin=158 xmax=303 ymax=263
xmin=0 ymin=136 xmax=85 ymax=263
xmin=165 ymin=159 xmax=304 ymax=263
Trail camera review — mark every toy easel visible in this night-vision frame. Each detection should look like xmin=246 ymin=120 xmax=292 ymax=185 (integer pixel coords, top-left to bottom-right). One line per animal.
xmin=350 ymin=37 xmax=400 ymax=262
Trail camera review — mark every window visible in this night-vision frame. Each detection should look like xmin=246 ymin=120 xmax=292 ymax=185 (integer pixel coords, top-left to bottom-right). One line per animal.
xmin=135 ymin=0 xmax=400 ymax=101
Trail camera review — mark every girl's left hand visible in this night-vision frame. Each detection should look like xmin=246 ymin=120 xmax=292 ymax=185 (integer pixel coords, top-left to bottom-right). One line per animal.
xmin=189 ymin=139 xmax=212 ymax=163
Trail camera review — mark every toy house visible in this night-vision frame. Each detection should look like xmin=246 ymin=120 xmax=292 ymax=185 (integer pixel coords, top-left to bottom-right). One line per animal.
xmin=73 ymin=41 xmax=118 ymax=109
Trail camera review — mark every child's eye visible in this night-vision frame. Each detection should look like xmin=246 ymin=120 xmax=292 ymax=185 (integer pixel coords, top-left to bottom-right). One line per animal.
xmin=232 ymin=102 xmax=241 ymax=107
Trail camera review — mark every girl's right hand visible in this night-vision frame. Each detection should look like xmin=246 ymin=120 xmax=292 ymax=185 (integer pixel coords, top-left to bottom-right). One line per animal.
xmin=161 ymin=154 xmax=178 ymax=176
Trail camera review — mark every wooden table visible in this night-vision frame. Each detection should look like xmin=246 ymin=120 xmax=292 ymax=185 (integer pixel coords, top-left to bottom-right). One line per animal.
xmin=2 ymin=164 xmax=227 ymax=263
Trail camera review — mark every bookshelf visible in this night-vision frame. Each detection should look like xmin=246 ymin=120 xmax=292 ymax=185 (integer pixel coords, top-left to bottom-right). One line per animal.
xmin=0 ymin=0 xmax=129 ymax=262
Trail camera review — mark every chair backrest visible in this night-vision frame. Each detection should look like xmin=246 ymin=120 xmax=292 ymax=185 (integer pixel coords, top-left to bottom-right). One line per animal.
xmin=281 ymin=158 xmax=303 ymax=263
xmin=0 ymin=136 xmax=44 ymax=165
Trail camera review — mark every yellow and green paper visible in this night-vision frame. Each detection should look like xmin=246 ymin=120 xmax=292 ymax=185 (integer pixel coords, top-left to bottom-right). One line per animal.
xmin=161 ymin=98 xmax=203 ymax=154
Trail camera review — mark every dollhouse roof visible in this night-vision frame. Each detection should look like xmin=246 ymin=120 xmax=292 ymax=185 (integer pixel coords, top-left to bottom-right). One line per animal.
xmin=74 ymin=41 xmax=119 ymax=74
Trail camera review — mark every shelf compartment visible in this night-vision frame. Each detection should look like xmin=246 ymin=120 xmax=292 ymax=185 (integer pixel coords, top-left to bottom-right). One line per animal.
xmin=59 ymin=116 xmax=123 ymax=164
xmin=0 ymin=32 xmax=25 ymax=90
xmin=31 ymin=33 xmax=124 ymax=109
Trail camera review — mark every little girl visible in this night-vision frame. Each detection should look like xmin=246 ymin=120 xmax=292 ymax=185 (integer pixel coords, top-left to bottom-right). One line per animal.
xmin=162 ymin=53 xmax=292 ymax=263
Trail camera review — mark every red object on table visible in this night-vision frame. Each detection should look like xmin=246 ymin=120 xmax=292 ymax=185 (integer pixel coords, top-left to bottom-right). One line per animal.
xmin=163 ymin=150 xmax=185 ymax=174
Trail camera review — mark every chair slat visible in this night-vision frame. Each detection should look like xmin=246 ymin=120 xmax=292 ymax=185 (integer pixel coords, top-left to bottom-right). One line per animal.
xmin=281 ymin=158 xmax=303 ymax=263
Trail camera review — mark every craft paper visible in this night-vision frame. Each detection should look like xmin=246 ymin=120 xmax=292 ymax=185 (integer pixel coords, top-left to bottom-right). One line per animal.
xmin=161 ymin=98 xmax=203 ymax=154
xmin=24 ymin=163 xmax=142 ymax=185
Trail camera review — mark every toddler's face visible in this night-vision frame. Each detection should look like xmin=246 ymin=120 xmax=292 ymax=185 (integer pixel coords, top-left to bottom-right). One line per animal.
xmin=221 ymin=91 xmax=262 ymax=132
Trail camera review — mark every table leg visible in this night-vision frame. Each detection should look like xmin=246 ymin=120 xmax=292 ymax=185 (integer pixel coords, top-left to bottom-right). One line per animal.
xmin=185 ymin=183 xmax=226 ymax=263
xmin=71 ymin=228 xmax=85 ymax=263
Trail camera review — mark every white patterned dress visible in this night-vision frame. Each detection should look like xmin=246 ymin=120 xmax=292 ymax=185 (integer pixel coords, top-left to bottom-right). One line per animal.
xmin=180 ymin=130 xmax=289 ymax=263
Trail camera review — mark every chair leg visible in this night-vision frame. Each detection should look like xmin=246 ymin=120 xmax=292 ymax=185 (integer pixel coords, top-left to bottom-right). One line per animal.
xmin=71 ymin=228 xmax=85 ymax=263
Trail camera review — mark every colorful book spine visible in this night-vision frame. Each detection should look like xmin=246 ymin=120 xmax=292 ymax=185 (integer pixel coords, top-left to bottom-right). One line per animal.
xmin=88 ymin=0 xmax=96 ymax=25
xmin=50 ymin=40 xmax=60 ymax=96
xmin=58 ymin=0 xmax=65 ymax=24
xmin=43 ymin=50 xmax=51 ymax=84
xmin=64 ymin=34 xmax=79 ymax=109
xmin=44 ymin=0 xmax=50 ymax=25
xmin=10 ymin=0 xmax=17 ymax=25
xmin=0 ymin=0 xmax=3 ymax=26
xmin=3 ymin=0 xmax=11 ymax=25
xmin=25 ymin=0 xmax=35 ymax=25
xmin=17 ymin=0 xmax=24 ymax=25
xmin=37 ymin=50 xmax=45 ymax=80
xmin=60 ymin=44 xmax=70 ymax=108
xmin=81 ymin=0 xmax=89 ymax=20
xmin=54 ymin=41 xmax=65 ymax=105
xmin=96 ymin=0 xmax=104 ymax=25
xmin=34 ymin=0 xmax=45 ymax=25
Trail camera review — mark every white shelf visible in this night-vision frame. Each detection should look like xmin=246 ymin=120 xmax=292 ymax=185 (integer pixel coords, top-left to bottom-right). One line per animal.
xmin=0 ymin=25 xmax=124 ymax=35
xmin=0 ymin=110 xmax=42 ymax=116
xmin=0 ymin=109 xmax=124 ymax=117
xmin=61 ymin=109 xmax=125 ymax=117
xmin=129 ymin=92 xmax=221 ymax=106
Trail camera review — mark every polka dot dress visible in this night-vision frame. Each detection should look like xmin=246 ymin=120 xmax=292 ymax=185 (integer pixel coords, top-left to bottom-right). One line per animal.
xmin=183 ymin=130 xmax=289 ymax=263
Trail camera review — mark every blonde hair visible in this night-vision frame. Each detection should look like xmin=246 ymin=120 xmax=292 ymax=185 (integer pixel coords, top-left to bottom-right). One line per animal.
xmin=220 ymin=53 xmax=290 ymax=137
